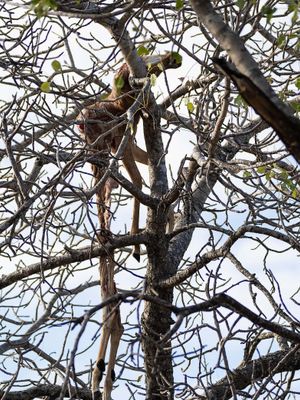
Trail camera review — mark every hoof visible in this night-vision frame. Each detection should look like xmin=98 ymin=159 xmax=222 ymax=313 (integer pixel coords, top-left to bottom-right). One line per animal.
xmin=111 ymin=368 xmax=116 ymax=381
xmin=97 ymin=358 xmax=105 ymax=372
xmin=133 ymin=252 xmax=140 ymax=262
xmin=96 ymin=358 xmax=105 ymax=382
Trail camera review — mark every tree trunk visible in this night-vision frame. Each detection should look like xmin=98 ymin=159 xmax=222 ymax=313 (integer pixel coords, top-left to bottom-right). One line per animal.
xmin=141 ymin=112 xmax=175 ymax=400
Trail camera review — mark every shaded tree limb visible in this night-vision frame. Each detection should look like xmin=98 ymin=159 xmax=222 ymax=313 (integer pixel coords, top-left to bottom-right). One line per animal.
xmin=161 ymin=223 xmax=300 ymax=288
xmin=0 ymin=384 xmax=91 ymax=400
xmin=0 ymin=232 xmax=146 ymax=290
xmin=202 ymin=345 xmax=300 ymax=400
xmin=189 ymin=0 xmax=292 ymax=115
xmin=214 ymin=57 xmax=300 ymax=164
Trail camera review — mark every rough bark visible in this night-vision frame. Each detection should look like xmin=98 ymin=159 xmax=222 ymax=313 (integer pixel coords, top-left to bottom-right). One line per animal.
xmin=0 ymin=384 xmax=91 ymax=400
xmin=214 ymin=58 xmax=300 ymax=164
xmin=188 ymin=0 xmax=292 ymax=116
xmin=204 ymin=347 xmax=300 ymax=400
xmin=141 ymin=107 xmax=175 ymax=400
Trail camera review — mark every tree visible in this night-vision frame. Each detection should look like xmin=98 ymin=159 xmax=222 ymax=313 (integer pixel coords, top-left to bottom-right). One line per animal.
xmin=1 ymin=1 xmax=300 ymax=399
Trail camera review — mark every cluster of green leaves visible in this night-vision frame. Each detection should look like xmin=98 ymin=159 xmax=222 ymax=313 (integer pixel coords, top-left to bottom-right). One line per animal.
xmin=236 ymin=1 xmax=298 ymax=24
xmin=31 ymin=0 xmax=58 ymax=18
xmin=244 ymin=164 xmax=298 ymax=198
xmin=277 ymin=32 xmax=300 ymax=52
xmin=286 ymin=0 xmax=299 ymax=25
xmin=40 ymin=60 xmax=62 ymax=93
xmin=260 ymin=1 xmax=299 ymax=25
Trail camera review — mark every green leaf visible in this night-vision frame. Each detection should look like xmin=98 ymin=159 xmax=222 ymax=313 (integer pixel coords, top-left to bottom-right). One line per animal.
xmin=34 ymin=4 xmax=45 ymax=18
xmin=175 ymin=0 xmax=184 ymax=10
xmin=150 ymin=74 xmax=156 ymax=86
xmin=295 ymin=78 xmax=300 ymax=90
xmin=288 ymin=1 xmax=298 ymax=13
xmin=137 ymin=46 xmax=150 ymax=56
xmin=47 ymin=0 xmax=58 ymax=9
xmin=171 ymin=52 xmax=182 ymax=65
xmin=186 ymin=102 xmax=194 ymax=113
xmin=32 ymin=0 xmax=58 ymax=17
xmin=114 ymin=75 xmax=124 ymax=91
xmin=286 ymin=180 xmax=295 ymax=191
xmin=266 ymin=170 xmax=275 ymax=180
xmin=243 ymin=170 xmax=252 ymax=178
xmin=277 ymin=34 xmax=285 ymax=48
xmin=100 ymin=93 xmax=109 ymax=100
xmin=292 ymin=188 xmax=298 ymax=199
xmin=292 ymin=9 xmax=298 ymax=25
xmin=278 ymin=90 xmax=287 ymax=101
xmin=234 ymin=94 xmax=248 ymax=109
xmin=40 ymin=81 xmax=51 ymax=93
xmin=279 ymin=170 xmax=289 ymax=181
xmin=257 ymin=166 xmax=266 ymax=174
xmin=236 ymin=0 xmax=246 ymax=8
xmin=290 ymin=101 xmax=300 ymax=113
xmin=261 ymin=6 xmax=276 ymax=23
xmin=51 ymin=60 xmax=61 ymax=72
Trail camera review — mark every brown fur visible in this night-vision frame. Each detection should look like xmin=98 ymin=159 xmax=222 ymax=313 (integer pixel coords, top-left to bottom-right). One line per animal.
xmin=77 ymin=53 xmax=181 ymax=400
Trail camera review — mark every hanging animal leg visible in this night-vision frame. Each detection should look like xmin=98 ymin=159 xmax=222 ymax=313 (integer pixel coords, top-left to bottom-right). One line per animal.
xmin=102 ymin=311 xmax=124 ymax=400
xmin=92 ymin=311 xmax=112 ymax=400
xmin=132 ymin=143 xmax=148 ymax=165
xmin=92 ymin=165 xmax=118 ymax=232
xmin=92 ymin=178 xmax=121 ymax=400
xmin=122 ymin=143 xmax=143 ymax=261
xmin=92 ymin=294 xmax=123 ymax=400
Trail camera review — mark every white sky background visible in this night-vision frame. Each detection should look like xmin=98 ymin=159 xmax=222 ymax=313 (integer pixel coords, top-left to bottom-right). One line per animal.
xmin=1 ymin=3 xmax=300 ymax=399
